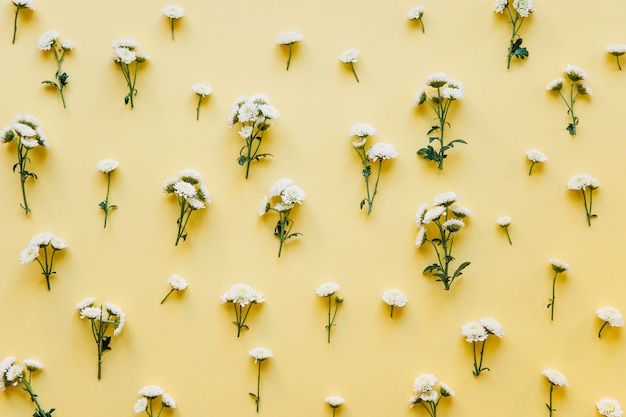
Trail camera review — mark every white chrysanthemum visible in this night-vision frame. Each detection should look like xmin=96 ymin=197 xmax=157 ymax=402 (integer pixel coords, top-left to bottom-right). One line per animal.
xmin=442 ymin=86 xmax=464 ymax=100
xmin=161 ymin=5 xmax=184 ymax=18
xmin=276 ymin=31 xmax=303 ymax=45
xmin=596 ymin=307 xmax=625 ymax=327
xmin=579 ymin=82 xmax=592 ymax=95
xmin=35 ymin=128 xmax=49 ymax=148
xmin=30 ymin=232 xmax=54 ymax=247
xmin=433 ymin=191 xmax=459 ymax=207
xmin=526 ymin=149 xmax=547 ymax=163
xmin=451 ymin=205 xmax=471 ymax=218
xmin=546 ymin=78 xmax=564 ymax=91
xmin=480 ymin=317 xmax=504 ymax=337
xmin=173 ymin=181 xmax=197 ymax=199
xmin=162 ymin=392 xmax=176 ymax=408
xmin=269 ymin=178 xmax=293 ymax=197
xmin=237 ymin=102 xmax=258 ymax=123
xmin=339 ymin=48 xmax=359 ymax=63
xmin=273 ymin=202 xmax=294 ymax=212
xmin=75 ymin=297 xmax=96 ymax=310
xmin=353 ymin=137 xmax=367 ymax=148
xmin=566 ymin=173 xmax=597 ymax=191
xmin=415 ymin=226 xmax=426 ymax=248
xmin=134 ymin=52 xmax=149 ymax=62
xmin=443 ymin=219 xmax=464 ymax=232
xmin=192 ymin=84 xmax=212 ymax=97
xmin=168 ymin=274 xmax=188 ymax=291
xmin=549 ymin=258 xmax=571 ymax=273
xmin=415 ymin=204 xmax=428 ymax=227
xmin=37 ymin=30 xmax=58 ymax=50
xmin=19 ymin=244 xmax=39 ymax=264
xmin=133 ymin=397 xmax=148 ymax=413
xmin=12 ymin=122 xmax=36 ymax=138
xmin=187 ymin=197 xmax=205 ymax=210
xmin=424 ymin=72 xmax=449 ymax=88
xmin=198 ymin=183 xmax=210 ymax=203
xmin=413 ymin=86 xmax=427 ymax=106
xmin=12 ymin=0 xmax=35 ymax=10
xmin=513 ymin=0 xmax=534 ymax=17
xmin=597 ymin=398 xmax=624 ymax=417
xmin=258 ymin=196 xmax=269 ymax=216
xmin=50 ymin=235 xmax=68 ymax=250
xmin=96 ymin=159 xmax=119 ymax=173
xmin=325 ymin=396 xmax=345 ymax=408
xmin=413 ymin=374 xmax=438 ymax=393
xmin=249 ymin=347 xmax=273 ymax=362
xmin=259 ymin=104 xmax=280 ymax=120
xmin=0 ymin=126 xmax=13 ymax=143
xmin=177 ymin=169 xmax=203 ymax=183
xmin=114 ymin=47 xmax=136 ymax=64
xmin=60 ymin=39 xmax=74 ymax=50
xmin=80 ymin=306 xmax=102 ymax=320
xmin=162 ymin=177 xmax=177 ymax=193
xmin=220 ymin=283 xmax=263 ymax=306
xmin=382 ymin=289 xmax=408 ymax=308
xmin=349 ymin=123 xmax=377 ymax=138
xmin=0 ymin=357 xmax=16 ymax=377
xmin=494 ymin=0 xmax=508 ymax=13
xmin=112 ymin=38 xmax=138 ymax=49
xmin=607 ymin=44 xmax=626 ymax=55
xmin=316 ymin=282 xmax=340 ymax=297
xmin=23 ymin=359 xmax=43 ymax=371
xmin=564 ymin=64 xmax=587 ymax=82
xmin=423 ymin=206 xmax=446 ymax=223
xmin=281 ymin=185 xmax=305 ymax=205
xmin=20 ymin=137 xmax=39 ymax=149
xmin=104 ymin=301 xmax=125 ymax=335
xmin=250 ymin=93 xmax=269 ymax=104
xmin=461 ymin=321 xmax=488 ymax=342
xmin=496 ymin=216 xmax=512 ymax=227
xmin=439 ymin=382 xmax=455 ymax=397
xmin=407 ymin=5 xmax=425 ymax=19
xmin=542 ymin=368 xmax=569 ymax=386
xmin=366 ymin=142 xmax=398 ymax=162
xmin=419 ymin=389 xmax=438 ymax=402
xmin=6 ymin=364 xmax=23 ymax=382
xmin=239 ymin=125 xmax=253 ymax=139
xmin=139 ymin=385 xmax=163 ymax=399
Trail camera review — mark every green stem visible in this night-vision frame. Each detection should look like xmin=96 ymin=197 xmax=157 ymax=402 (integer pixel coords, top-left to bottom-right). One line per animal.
xmin=286 ymin=44 xmax=293 ymax=70
xmin=349 ymin=62 xmax=359 ymax=83
xmin=581 ymin=190 xmax=590 ymax=226
xmin=419 ymin=17 xmax=425 ymax=33
xmin=420 ymin=401 xmax=436 ymax=417
xmin=175 ymin=198 xmax=193 ymax=245
xmin=255 ymin=360 xmax=262 ymax=412
xmin=528 ymin=161 xmax=536 ymax=176
xmin=389 ymin=305 xmax=394 ymax=318
xmin=96 ymin=312 xmax=105 ymax=379
xmin=238 ymin=303 xmax=254 ymax=337
xmin=366 ymin=159 xmax=383 ymax=214
xmin=102 ymin=172 xmax=112 ymax=228
xmin=52 ymin=46 xmax=66 ymax=108
xmin=598 ymin=321 xmax=608 ymax=338
xmin=326 ymin=295 xmax=332 ymax=343
xmin=332 ymin=408 xmax=336 ymax=417
xmin=17 ymin=144 xmax=31 ymax=215
xmin=547 ymin=384 xmax=554 ymax=417
xmin=20 ymin=376 xmax=48 ymax=417
xmin=160 ymin=289 xmax=175 ymax=304
xmin=504 ymin=227 xmax=512 ymax=245
xmin=170 ymin=18 xmax=175 ymax=40
xmin=550 ymin=272 xmax=558 ymax=321
xmin=12 ymin=7 xmax=19 ymax=44
xmin=196 ymin=96 xmax=202 ymax=120
xmin=616 ymin=55 xmax=623 ymax=71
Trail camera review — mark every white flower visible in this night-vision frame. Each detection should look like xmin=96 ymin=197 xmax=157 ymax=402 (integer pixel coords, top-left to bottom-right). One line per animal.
xmin=19 ymin=244 xmax=39 ymax=264
xmin=276 ymin=31 xmax=303 ymax=45
xmin=20 ymin=137 xmax=39 ymax=149
xmin=607 ymin=44 xmax=626 ymax=55
xmin=237 ymin=102 xmax=257 ymax=123
xmin=496 ymin=216 xmax=512 ymax=227
xmin=6 ymin=364 xmax=23 ymax=382
xmin=567 ymin=173 xmax=598 ymax=191
xmin=162 ymin=393 xmax=176 ymax=408
xmin=168 ymin=274 xmax=188 ymax=291
xmin=542 ymin=368 xmax=569 ymax=386
xmin=423 ymin=206 xmax=446 ymax=223
xmin=451 ymin=205 xmax=471 ymax=218
xmin=12 ymin=122 xmax=36 ymax=138
xmin=139 ymin=385 xmax=164 ymax=399
xmin=461 ymin=321 xmax=488 ymax=342
xmin=80 ymin=306 xmax=102 ymax=320
xmin=239 ymin=125 xmax=253 ymax=139
xmin=366 ymin=142 xmax=398 ymax=161
xmin=258 ymin=196 xmax=269 ymax=216
xmin=258 ymin=104 xmax=280 ymax=119
xmin=0 ymin=357 xmax=16 ymax=379
xmin=23 ymin=359 xmax=43 ymax=371
xmin=526 ymin=149 xmax=547 ymax=163
xmin=186 ymin=197 xmax=205 ymax=209
xmin=480 ymin=317 xmax=504 ymax=337
xmin=249 ymin=347 xmax=273 ymax=362
xmin=281 ymin=185 xmax=306 ymax=205
xmin=273 ymin=202 xmax=293 ymax=212
xmin=221 ymin=283 xmax=264 ymax=306
xmin=173 ymin=181 xmax=197 ymax=199
xmin=50 ymin=235 xmax=68 ymax=250
xmin=579 ymin=82 xmax=592 ymax=95
xmin=114 ymin=47 xmax=136 ymax=64
xmin=513 ymin=0 xmax=534 ymax=17
xmin=413 ymin=374 xmax=437 ymax=393
xmin=546 ymin=78 xmax=564 ymax=91
xmin=415 ymin=204 xmax=428 ymax=226
xmin=494 ymin=0 xmax=508 ymax=13
xmin=177 ymin=169 xmax=203 ymax=183
xmin=407 ymin=5 xmax=425 ymax=19
xmin=442 ymin=86 xmax=464 ymax=100
xmin=96 ymin=158 xmax=119 ymax=173
xmin=415 ymin=226 xmax=426 ymax=248
xmin=269 ymin=178 xmax=293 ymax=197
xmin=564 ymin=64 xmax=587 ymax=82
xmin=12 ymin=0 xmax=34 ymax=10
xmin=325 ymin=396 xmax=345 ymax=408
xmin=133 ymin=397 xmax=148 ymax=413
xmin=37 ymin=30 xmax=58 ymax=50
xmin=419 ymin=389 xmax=438 ymax=402
xmin=549 ymin=258 xmax=571 ymax=273
xmin=596 ymin=307 xmax=625 ymax=327
xmin=350 ymin=123 xmax=377 ymax=138
xmin=192 ymin=84 xmax=212 ymax=97
xmin=104 ymin=301 xmax=125 ymax=335
xmin=439 ymin=382 xmax=455 ymax=397
xmin=316 ymin=282 xmax=340 ymax=297
xmin=414 ymin=86 xmax=427 ymax=106
xmin=60 ymin=39 xmax=74 ymax=50
xmin=424 ymin=72 xmax=449 ymax=88
xmin=161 ymin=5 xmax=184 ymax=18
xmin=339 ymin=48 xmax=359 ymax=63
xmin=112 ymin=38 xmax=138 ymax=50
xmin=382 ymin=289 xmax=408 ymax=308
xmin=597 ymin=398 xmax=624 ymax=417
xmin=30 ymin=232 xmax=54 ymax=246
xmin=433 ymin=191 xmax=459 ymax=207
xmin=443 ymin=219 xmax=464 ymax=232
xmin=75 ymin=297 xmax=96 ymax=310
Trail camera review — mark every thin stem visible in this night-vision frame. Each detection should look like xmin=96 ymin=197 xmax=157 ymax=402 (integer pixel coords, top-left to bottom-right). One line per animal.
xmin=598 ymin=321 xmax=608 ymax=338
xmin=20 ymin=377 xmax=48 ymax=417
xmin=326 ymin=295 xmax=332 ymax=343
xmin=389 ymin=305 xmax=394 ymax=318
xmin=160 ymin=289 xmax=175 ymax=305
xmin=588 ymin=189 xmax=594 ymax=226
xmin=233 ymin=303 xmax=242 ymax=337
xmin=550 ymin=272 xmax=558 ymax=321
xmin=420 ymin=401 xmax=436 ymax=417
xmin=103 ymin=173 xmax=112 ymax=228
xmin=616 ymin=55 xmax=623 ymax=71
xmin=17 ymin=144 xmax=31 ymax=215
xmin=581 ymin=190 xmax=590 ymax=226
xmin=505 ymin=227 xmax=512 ymax=245
xmin=97 ymin=312 xmax=105 ymax=379
xmin=332 ymin=408 xmax=337 ymax=417
xmin=476 ymin=338 xmax=488 ymax=375
xmin=52 ymin=46 xmax=66 ymax=108
xmin=170 ymin=18 xmax=175 ymax=40
xmin=349 ymin=62 xmax=359 ymax=83
xmin=367 ymin=159 xmax=383 ymax=215
xmin=12 ymin=7 xmax=19 ymax=44
xmin=196 ymin=96 xmax=202 ymax=120
xmin=547 ymin=384 xmax=554 ymax=417
xmin=286 ymin=44 xmax=293 ymax=70
xmin=238 ymin=303 xmax=254 ymax=337
xmin=419 ymin=17 xmax=425 ymax=33
xmin=528 ymin=161 xmax=536 ymax=176
xmin=255 ymin=360 xmax=262 ymax=412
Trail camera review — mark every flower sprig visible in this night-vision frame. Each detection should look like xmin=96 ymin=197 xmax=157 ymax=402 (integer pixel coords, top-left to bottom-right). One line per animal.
xmin=11 ymin=0 xmax=34 ymax=44
xmin=546 ymin=65 xmax=591 ymax=136
xmin=38 ymin=30 xmax=73 ymax=108
xmin=0 ymin=357 xmax=55 ymax=417
xmin=496 ymin=216 xmax=512 ymax=245
xmin=97 ymin=159 xmax=119 ymax=228
xmin=75 ymin=297 xmax=125 ymax=380
xmin=228 ymin=94 xmax=280 ymax=179
xmin=415 ymin=192 xmax=471 ymax=290
xmin=606 ymin=45 xmax=626 ymax=71
xmin=526 ymin=149 xmax=547 ymax=175
xmin=567 ymin=173 xmax=599 ymax=226
xmin=381 ymin=289 xmax=408 ymax=318
xmin=542 ymin=368 xmax=568 ymax=417
xmin=325 ymin=396 xmax=345 ymax=417
xmin=596 ymin=307 xmax=624 ymax=338
xmin=414 ymin=72 xmax=467 ymax=170
xmin=161 ymin=5 xmax=184 ymax=41
xmin=460 ymin=318 xmax=504 ymax=376
xmin=248 ymin=348 xmax=273 ymax=413
xmin=20 ymin=232 xmax=68 ymax=291
xmin=546 ymin=259 xmax=571 ymax=321
xmin=111 ymin=38 xmax=149 ymax=108
xmin=276 ymin=32 xmax=303 ymax=70
xmin=409 ymin=373 xmax=454 ymax=417
xmin=133 ymin=385 xmax=176 ymax=416
xmin=340 ymin=49 xmax=360 ymax=83
xmin=220 ymin=283 xmax=264 ymax=337
xmin=316 ymin=283 xmax=343 ymax=343
xmin=350 ymin=124 xmax=398 ymax=215
xmin=1 ymin=114 xmax=49 ymax=215
xmin=259 ymin=178 xmax=305 ymax=257
xmin=160 ymin=274 xmax=188 ymax=305
xmin=192 ymin=84 xmax=212 ymax=120
xmin=407 ymin=6 xmax=425 ymax=33
xmin=495 ymin=0 xmax=535 ymax=69
xmin=162 ymin=169 xmax=210 ymax=246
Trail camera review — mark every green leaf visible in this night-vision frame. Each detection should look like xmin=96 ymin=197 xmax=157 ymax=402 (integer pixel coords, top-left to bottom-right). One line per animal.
xmin=360 ymin=199 xmax=367 ymax=210
xmin=427 ymin=126 xmax=440 ymax=135
xmin=566 ymin=123 xmax=576 ymax=135
xmin=286 ymin=232 xmax=302 ymax=240
xmin=253 ymin=152 xmax=273 ymax=161
xmin=58 ymin=72 xmax=69 ymax=86
xmin=362 ymin=166 xmax=371 ymax=179
xmin=124 ymin=95 xmax=130 ymax=105
xmin=423 ymin=263 xmax=442 ymax=274
xmin=41 ymin=80 xmax=59 ymax=90
xmin=448 ymin=139 xmax=468 ymax=146
xmin=102 ymin=336 xmax=112 ymax=352
xmin=237 ymin=155 xmax=247 ymax=166
xmin=249 ymin=393 xmax=258 ymax=400
xmin=512 ymin=38 xmax=529 ymax=60
xmin=452 ymin=261 xmax=471 ymax=278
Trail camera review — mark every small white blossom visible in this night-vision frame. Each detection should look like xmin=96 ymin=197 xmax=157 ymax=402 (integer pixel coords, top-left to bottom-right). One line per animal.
xmin=161 ymin=5 xmax=184 ymax=19
xmin=19 ymin=244 xmax=39 ymax=264
xmin=220 ymin=283 xmax=264 ymax=306
xmin=249 ymin=347 xmax=273 ymax=362
xmin=413 ymin=374 xmax=437 ymax=393
xmin=382 ymin=289 xmax=408 ymax=307
xmin=526 ymin=149 xmax=547 ymax=163
xmin=60 ymin=39 xmax=74 ymax=50
xmin=542 ymin=368 xmax=569 ymax=386
xmin=339 ymin=48 xmax=359 ymax=63
xmin=75 ymin=297 xmax=96 ymax=310
xmin=597 ymin=398 xmax=624 ymax=417
xmin=451 ymin=205 xmax=471 ymax=218
xmin=424 ymin=72 xmax=450 ymax=88
xmin=549 ymin=258 xmax=571 ymax=273
xmin=433 ymin=191 xmax=459 ymax=207
xmin=567 ymin=173 xmax=599 ymax=191
xmin=496 ymin=216 xmax=512 ymax=227
xmin=316 ymin=282 xmax=340 ymax=297
xmin=480 ymin=317 xmax=504 ymax=337
xmin=192 ymin=84 xmax=212 ymax=97
xmin=269 ymin=178 xmax=293 ymax=197
xmin=139 ymin=385 xmax=164 ymax=399
xmin=133 ymin=397 xmax=148 ymax=413
xmin=494 ymin=0 xmax=508 ymax=13
xmin=607 ymin=44 xmax=626 ymax=55
xmin=513 ymin=0 xmax=534 ymax=17
xmin=350 ymin=123 xmax=377 ymax=138
xmin=366 ymin=142 xmax=398 ymax=161
xmin=168 ymin=274 xmax=188 ymax=291
xmin=546 ymin=78 xmax=564 ymax=91
xmin=23 ymin=359 xmax=43 ymax=371
xmin=96 ymin=158 xmax=119 ymax=174
xmin=443 ymin=219 xmax=464 ymax=232
xmin=596 ymin=307 xmax=624 ymax=327
xmin=37 ymin=30 xmax=58 ymax=50
xmin=461 ymin=321 xmax=488 ymax=342
xmin=281 ymin=185 xmax=306 ymax=205
xmin=276 ymin=31 xmax=303 ymax=45
xmin=80 ymin=307 xmax=102 ymax=320
xmin=407 ymin=5 xmax=425 ymax=20
xmin=162 ymin=393 xmax=176 ymax=408
xmin=564 ymin=64 xmax=587 ymax=82
xmin=325 ymin=396 xmax=345 ymax=408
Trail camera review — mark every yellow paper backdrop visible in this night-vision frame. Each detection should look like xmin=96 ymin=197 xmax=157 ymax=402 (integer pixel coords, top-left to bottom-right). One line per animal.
xmin=1 ymin=0 xmax=625 ymax=416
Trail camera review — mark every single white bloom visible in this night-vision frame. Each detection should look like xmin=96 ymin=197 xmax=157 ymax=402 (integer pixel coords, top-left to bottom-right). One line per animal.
xmin=564 ymin=64 xmax=587 ymax=82
xmin=415 ymin=204 xmax=428 ymax=226
xmin=37 ymin=30 xmax=58 ymax=50
xmin=30 ymin=232 xmax=54 ymax=246
xmin=607 ymin=44 xmax=626 ymax=55
xmin=134 ymin=52 xmax=149 ymax=62
xmin=258 ymin=196 xmax=269 ymax=216
xmin=350 ymin=123 xmax=377 ymax=138
xmin=0 ymin=126 xmax=13 ymax=143
xmin=112 ymin=38 xmax=138 ymax=50
xmin=249 ymin=347 xmax=273 ymax=362
xmin=12 ymin=0 xmax=35 ymax=10
xmin=549 ymin=258 xmax=571 ymax=273
xmin=168 ymin=274 xmax=188 ymax=291
xmin=408 ymin=395 xmax=419 ymax=407
xmin=35 ymin=127 xmax=49 ymax=148
xmin=316 ymin=282 xmax=340 ymax=297
xmin=162 ymin=177 xmax=178 ymax=192
xmin=451 ymin=205 xmax=471 ymax=218
xmin=415 ymin=226 xmax=426 ymax=248
xmin=353 ymin=137 xmax=367 ymax=148
xmin=114 ymin=47 xmax=136 ymax=64
xmin=237 ymin=102 xmax=257 ymax=123
xmin=579 ymin=82 xmax=592 ymax=95
xmin=133 ymin=397 xmax=148 ymax=413
xmin=566 ymin=173 xmax=597 ymax=191
xmin=413 ymin=374 xmax=438 ymax=393
xmin=339 ymin=48 xmax=359 ymax=63
xmin=177 ymin=168 xmax=203 ymax=183
xmin=423 ymin=206 xmax=446 ymax=223
xmin=526 ymin=149 xmax=547 ymax=163
xmin=250 ymin=93 xmax=270 ymax=104
xmin=192 ymin=84 xmax=212 ymax=97
xmin=366 ymin=142 xmax=398 ymax=161
xmin=50 ymin=235 xmax=68 ymax=250
xmin=596 ymin=307 xmax=625 ymax=327
xmin=173 ymin=181 xmax=197 ymax=199
xmin=0 ymin=357 xmax=16 ymax=380
xmin=23 ymin=359 xmax=43 ymax=371
xmin=496 ymin=216 xmax=512 ymax=227
xmin=221 ymin=283 xmax=264 ymax=306
xmin=325 ymin=396 xmax=345 ymax=408
xmin=161 ymin=5 xmax=184 ymax=19
xmin=480 ymin=317 xmax=504 ymax=337
xmin=273 ymin=202 xmax=294 ymax=212
xmin=80 ymin=306 xmax=102 ymax=320
xmin=60 ymin=39 xmax=74 ymax=50
xmin=439 ymin=381 xmax=455 ymax=397
xmin=442 ymin=86 xmax=464 ymax=100
xmin=424 ymin=72 xmax=450 ymax=88
xmin=96 ymin=159 xmax=119 ymax=173
xmin=259 ymin=104 xmax=280 ymax=119
xmin=546 ymin=78 xmax=564 ymax=91
xmin=162 ymin=392 xmax=176 ymax=408
xmin=414 ymin=86 xmax=427 ymax=106
xmin=269 ymin=178 xmax=293 ymax=197
xmin=239 ymin=125 xmax=253 ymax=139
xmin=419 ymin=389 xmax=438 ymax=402
xmin=407 ymin=5 xmax=425 ymax=19
xmin=513 ymin=0 xmax=534 ymax=17
xmin=198 ymin=183 xmax=210 ymax=203
xmin=276 ymin=31 xmax=303 ymax=45
xmin=75 ymin=297 xmax=96 ymax=311
xmin=6 ymin=364 xmax=24 ymax=382
xmin=433 ymin=191 xmax=459 ymax=207
xmin=12 ymin=123 xmax=36 ymax=138
xmin=187 ymin=197 xmax=205 ymax=209
xmin=20 ymin=137 xmax=39 ymax=149
xmin=19 ymin=244 xmax=39 ymax=264
xmin=382 ymin=289 xmax=408 ymax=308
xmin=461 ymin=321 xmax=488 ymax=342
xmin=104 ymin=301 xmax=125 ymax=335
xmin=494 ymin=0 xmax=508 ymax=13
xmin=443 ymin=218 xmax=464 ymax=232
xmin=139 ymin=385 xmax=164 ymax=399
xmin=281 ymin=185 xmax=305 ymax=205
xmin=542 ymin=368 xmax=569 ymax=386
xmin=597 ymin=398 xmax=624 ymax=417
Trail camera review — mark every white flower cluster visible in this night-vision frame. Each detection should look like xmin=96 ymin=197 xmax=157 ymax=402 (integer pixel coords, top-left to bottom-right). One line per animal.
xmin=220 ymin=283 xmax=264 ymax=306
xmin=1 ymin=114 xmax=48 ymax=149
xmin=496 ymin=216 xmax=512 ymax=227
xmin=596 ymin=307 xmax=625 ymax=328
xmin=512 ymin=0 xmax=535 ymax=17
xmin=542 ymin=368 xmax=569 ymax=387
xmin=111 ymin=38 xmax=149 ymax=65
xmin=0 ymin=356 xmax=41 ymax=391
xmin=566 ymin=173 xmax=600 ymax=191
xmin=249 ymin=347 xmax=273 ymax=363
xmin=228 ymin=93 xmax=280 ymax=132
xmin=134 ymin=385 xmax=176 ymax=414
xmin=597 ymin=398 xmax=624 ymax=417
xmin=276 ymin=31 xmax=303 ymax=45
xmin=461 ymin=317 xmax=504 ymax=343
xmin=19 ymin=232 xmax=68 ymax=264
xmin=162 ymin=169 xmax=211 ymax=210
xmin=96 ymin=158 xmax=119 ymax=174
xmin=415 ymin=191 xmax=470 ymax=248
xmin=414 ymin=72 xmax=464 ymax=106
xmin=409 ymin=373 xmax=454 ymax=407
xmin=75 ymin=297 xmax=126 ymax=336
xmin=258 ymin=177 xmax=305 ymax=215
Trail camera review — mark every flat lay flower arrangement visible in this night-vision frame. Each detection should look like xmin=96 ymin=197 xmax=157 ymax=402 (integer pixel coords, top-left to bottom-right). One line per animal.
xmin=20 ymin=232 xmax=68 ymax=290
xmin=494 ymin=0 xmax=535 ymax=69
xmin=111 ymin=38 xmax=149 ymax=108
xmin=0 ymin=357 xmax=54 ymax=417
xmin=220 ymin=283 xmax=264 ymax=337
xmin=37 ymin=30 xmax=73 ymax=108
xmin=546 ymin=65 xmax=591 ymax=136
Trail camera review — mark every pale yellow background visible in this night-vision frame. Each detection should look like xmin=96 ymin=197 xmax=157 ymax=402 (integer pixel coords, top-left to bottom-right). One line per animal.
xmin=0 ymin=0 xmax=625 ymax=416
